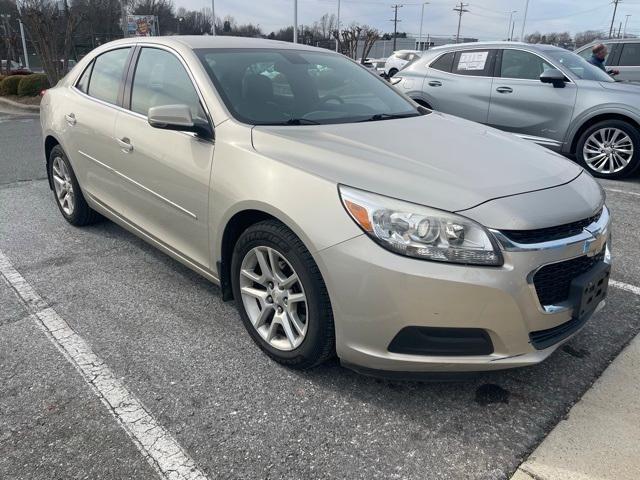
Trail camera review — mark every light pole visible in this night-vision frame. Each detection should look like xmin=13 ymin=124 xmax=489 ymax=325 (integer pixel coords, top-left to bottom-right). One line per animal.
xmin=293 ymin=0 xmax=298 ymax=43
xmin=418 ymin=2 xmax=429 ymax=51
xmin=335 ymin=0 xmax=340 ymax=52
xmin=520 ymin=0 xmax=529 ymax=42
xmin=211 ymin=0 xmax=216 ymax=35
xmin=507 ymin=10 xmax=517 ymax=41
xmin=623 ymin=14 xmax=631 ymax=39
xmin=13 ymin=4 xmax=30 ymax=70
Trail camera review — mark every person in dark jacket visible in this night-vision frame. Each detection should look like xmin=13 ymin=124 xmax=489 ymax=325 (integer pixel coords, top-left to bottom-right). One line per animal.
xmin=588 ymin=43 xmax=620 ymax=76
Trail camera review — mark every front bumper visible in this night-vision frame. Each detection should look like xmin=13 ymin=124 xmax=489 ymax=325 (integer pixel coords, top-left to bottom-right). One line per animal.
xmin=316 ymin=208 xmax=611 ymax=373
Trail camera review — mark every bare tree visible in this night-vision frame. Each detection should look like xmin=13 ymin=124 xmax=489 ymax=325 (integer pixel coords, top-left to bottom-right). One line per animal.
xmin=18 ymin=0 xmax=81 ymax=83
xmin=360 ymin=25 xmax=380 ymax=62
xmin=340 ymin=24 xmax=361 ymax=59
xmin=574 ymin=30 xmax=606 ymax=48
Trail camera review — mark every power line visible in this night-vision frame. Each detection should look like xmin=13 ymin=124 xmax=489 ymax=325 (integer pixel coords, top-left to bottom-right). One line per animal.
xmin=453 ymin=2 xmax=469 ymax=43
xmin=390 ymin=4 xmax=403 ymax=51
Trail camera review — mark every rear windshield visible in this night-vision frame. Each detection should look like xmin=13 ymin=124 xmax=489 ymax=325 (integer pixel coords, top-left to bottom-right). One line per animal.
xmin=196 ymin=48 xmax=421 ymax=125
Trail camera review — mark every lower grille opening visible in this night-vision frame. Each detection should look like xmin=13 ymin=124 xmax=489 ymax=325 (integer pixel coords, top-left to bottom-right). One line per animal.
xmin=388 ymin=326 xmax=494 ymax=356
xmin=533 ymin=249 xmax=606 ymax=306
xmin=529 ymin=316 xmax=588 ymax=350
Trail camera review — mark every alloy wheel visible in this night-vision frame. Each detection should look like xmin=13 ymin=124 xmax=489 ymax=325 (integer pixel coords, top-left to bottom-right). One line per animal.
xmin=583 ymin=128 xmax=634 ymax=174
xmin=239 ymin=246 xmax=308 ymax=351
xmin=52 ymin=156 xmax=75 ymax=215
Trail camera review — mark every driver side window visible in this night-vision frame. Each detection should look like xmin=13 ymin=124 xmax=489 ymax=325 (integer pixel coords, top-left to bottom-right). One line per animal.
xmin=130 ymin=47 xmax=205 ymax=120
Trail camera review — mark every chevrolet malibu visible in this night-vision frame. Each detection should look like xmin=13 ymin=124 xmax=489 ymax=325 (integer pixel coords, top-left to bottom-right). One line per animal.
xmin=41 ymin=37 xmax=611 ymax=375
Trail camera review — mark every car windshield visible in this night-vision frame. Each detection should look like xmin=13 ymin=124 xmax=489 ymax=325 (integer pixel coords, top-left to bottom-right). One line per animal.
xmin=196 ymin=48 xmax=422 ymax=125
xmin=546 ymin=50 xmax=615 ymax=82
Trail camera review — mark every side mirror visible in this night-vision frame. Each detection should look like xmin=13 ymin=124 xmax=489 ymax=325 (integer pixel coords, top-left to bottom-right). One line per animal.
xmin=540 ymin=69 xmax=567 ymax=88
xmin=148 ymin=104 xmax=213 ymax=138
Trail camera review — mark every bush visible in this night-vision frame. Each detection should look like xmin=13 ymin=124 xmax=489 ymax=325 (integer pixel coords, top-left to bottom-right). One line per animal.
xmin=17 ymin=73 xmax=50 ymax=97
xmin=0 ymin=75 xmax=23 ymax=96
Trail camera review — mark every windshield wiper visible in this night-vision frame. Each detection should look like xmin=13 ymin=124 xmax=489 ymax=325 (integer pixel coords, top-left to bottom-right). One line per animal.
xmin=357 ymin=112 xmax=421 ymax=122
xmin=285 ymin=118 xmax=322 ymax=125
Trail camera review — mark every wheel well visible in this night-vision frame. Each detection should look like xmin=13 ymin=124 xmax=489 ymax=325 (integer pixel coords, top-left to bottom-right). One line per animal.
xmin=44 ymin=136 xmax=59 ymax=189
xmin=218 ymin=209 xmax=277 ymax=301
xmin=570 ymin=114 xmax=640 ymax=154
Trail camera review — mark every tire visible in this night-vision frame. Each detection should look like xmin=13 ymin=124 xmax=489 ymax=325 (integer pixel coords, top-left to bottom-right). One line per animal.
xmin=388 ymin=68 xmax=399 ymax=77
xmin=575 ymin=120 xmax=640 ymax=179
xmin=48 ymin=145 xmax=101 ymax=226
xmin=231 ymin=220 xmax=335 ymax=369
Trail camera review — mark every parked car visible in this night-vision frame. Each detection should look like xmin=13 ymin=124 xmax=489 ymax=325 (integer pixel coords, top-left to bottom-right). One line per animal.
xmin=41 ymin=36 xmax=611 ymax=375
xmin=576 ymin=39 xmax=640 ymax=83
xmin=394 ymin=41 xmax=640 ymax=178
xmin=0 ymin=59 xmax=32 ymax=76
xmin=384 ymin=49 xmax=422 ymax=77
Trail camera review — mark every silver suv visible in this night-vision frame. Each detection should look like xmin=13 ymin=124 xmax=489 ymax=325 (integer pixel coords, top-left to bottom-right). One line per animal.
xmin=576 ymin=39 xmax=640 ymax=83
xmin=395 ymin=42 xmax=640 ymax=179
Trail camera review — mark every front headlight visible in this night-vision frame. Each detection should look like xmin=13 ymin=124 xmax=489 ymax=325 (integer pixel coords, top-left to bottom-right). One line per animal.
xmin=339 ymin=185 xmax=503 ymax=266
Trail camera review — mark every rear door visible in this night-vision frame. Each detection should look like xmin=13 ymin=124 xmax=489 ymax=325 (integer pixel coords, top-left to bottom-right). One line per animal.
xmin=487 ymin=48 xmax=577 ymax=150
xmin=421 ymin=49 xmax=496 ymax=123
xmin=64 ymin=47 xmax=133 ymax=216
xmin=615 ymin=42 xmax=640 ymax=82
xmin=112 ymin=46 xmax=215 ymax=269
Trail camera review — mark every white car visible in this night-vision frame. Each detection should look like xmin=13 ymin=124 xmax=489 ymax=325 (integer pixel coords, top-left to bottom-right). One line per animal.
xmin=384 ymin=50 xmax=422 ymax=77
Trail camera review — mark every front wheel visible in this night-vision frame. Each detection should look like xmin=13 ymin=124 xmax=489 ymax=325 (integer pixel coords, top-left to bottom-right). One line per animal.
xmin=576 ymin=120 xmax=640 ymax=179
xmin=388 ymin=68 xmax=399 ymax=78
xmin=230 ymin=220 xmax=335 ymax=369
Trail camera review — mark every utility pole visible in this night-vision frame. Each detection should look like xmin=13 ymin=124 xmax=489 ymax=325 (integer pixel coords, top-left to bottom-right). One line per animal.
xmin=623 ymin=14 xmax=631 ymax=39
xmin=453 ymin=2 xmax=468 ymax=44
xmin=519 ymin=0 xmax=529 ymax=42
xmin=211 ymin=0 xmax=216 ymax=35
xmin=419 ymin=2 xmax=429 ymax=51
xmin=507 ymin=10 xmax=517 ymax=41
xmin=390 ymin=4 xmax=402 ymax=51
xmin=293 ymin=0 xmax=298 ymax=43
xmin=609 ymin=0 xmax=621 ymax=39
xmin=335 ymin=0 xmax=340 ymax=52
xmin=510 ymin=20 xmax=516 ymax=42
xmin=617 ymin=21 xmax=623 ymax=38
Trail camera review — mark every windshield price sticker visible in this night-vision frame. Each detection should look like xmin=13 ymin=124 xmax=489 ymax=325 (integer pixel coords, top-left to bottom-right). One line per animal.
xmin=458 ymin=52 xmax=488 ymax=71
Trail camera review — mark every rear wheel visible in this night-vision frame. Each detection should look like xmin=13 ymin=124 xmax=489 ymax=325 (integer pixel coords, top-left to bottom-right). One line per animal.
xmin=231 ymin=220 xmax=335 ymax=369
xmin=48 ymin=145 xmax=100 ymax=226
xmin=576 ymin=120 xmax=640 ymax=179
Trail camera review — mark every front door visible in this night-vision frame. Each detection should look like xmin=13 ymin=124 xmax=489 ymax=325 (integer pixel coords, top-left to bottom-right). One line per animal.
xmin=113 ymin=47 xmax=214 ymax=269
xmin=487 ymin=49 xmax=577 ymax=150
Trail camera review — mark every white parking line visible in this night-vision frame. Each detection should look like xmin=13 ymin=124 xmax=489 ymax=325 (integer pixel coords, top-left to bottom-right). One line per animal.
xmin=605 ymin=187 xmax=640 ymax=197
xmin=611 ymin=279 xmax=640 ymax=296
xmin=0 ymin=250 xmax=210 ymax=480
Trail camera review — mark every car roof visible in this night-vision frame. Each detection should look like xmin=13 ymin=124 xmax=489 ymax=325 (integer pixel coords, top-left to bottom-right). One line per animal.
xmin=102 ymin=35 xmax=325 ymax=52
xmin=427 ymin=41 xmax=562 ymax=53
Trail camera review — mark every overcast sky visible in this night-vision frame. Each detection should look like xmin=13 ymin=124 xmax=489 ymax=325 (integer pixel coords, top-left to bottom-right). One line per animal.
xmin=177 ymin=0 xmax=640 ymax=40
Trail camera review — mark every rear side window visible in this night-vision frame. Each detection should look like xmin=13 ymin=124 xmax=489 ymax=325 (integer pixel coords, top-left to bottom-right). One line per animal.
xmin=87 ymin=48 xmax=131 ymax=105
xmin=75 ymin=62 xmax=93 ymax=93
xmin=430 ymin=52 xmax=455 ymax=72
xmin=396 ymin=53 xmax=410 ymax=61
xmin=619 ymin=43 xmax=640 ymax=66
xmin=452 ymin=50 xmax=494 ymax=76
xmin=130 ymin=47 xmax=205 ymax=120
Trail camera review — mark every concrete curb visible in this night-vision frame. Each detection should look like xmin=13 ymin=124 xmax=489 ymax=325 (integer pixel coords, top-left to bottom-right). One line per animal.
xmin=510 ymin=333 xmax=640 ymax=480
xmin=0 ymin=96 xmax=40 ymax=112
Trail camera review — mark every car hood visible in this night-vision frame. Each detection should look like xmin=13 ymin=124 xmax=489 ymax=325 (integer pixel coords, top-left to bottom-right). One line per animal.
xmin=598 ymin=81 xmax=640 ymax=93
xmin=251 ymin=112 xmax=582 ymax=212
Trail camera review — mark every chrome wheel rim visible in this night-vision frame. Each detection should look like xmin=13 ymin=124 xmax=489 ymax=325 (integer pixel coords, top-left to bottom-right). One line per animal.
xmin=239 ymin=246 xmax=308 ymax=351
xmin=52 ymin=156 xmax=75 ymax=215
xmin=583 ymin=128 xmax=634 ymax=174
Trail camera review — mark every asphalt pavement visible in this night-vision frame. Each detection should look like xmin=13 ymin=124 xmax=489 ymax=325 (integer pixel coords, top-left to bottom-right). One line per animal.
xmin=1 ymin=110 xmax=639 ymax=480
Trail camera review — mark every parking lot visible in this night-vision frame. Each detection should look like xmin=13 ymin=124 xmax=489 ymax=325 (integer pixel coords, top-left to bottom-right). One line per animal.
xmin=1 ymin=107 xmax=640 ymax=479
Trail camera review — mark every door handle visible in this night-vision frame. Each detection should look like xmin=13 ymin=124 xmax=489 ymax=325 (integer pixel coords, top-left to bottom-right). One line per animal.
xmin=428 ymin=81 xmax=442 ymax=87
xmin=116 ymin=137 xmax=134 ymax=153
xmin=496 ymin=86 xmax=513 ymax=94
xmin=65 ymin=113 xmax=76 ymax=125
